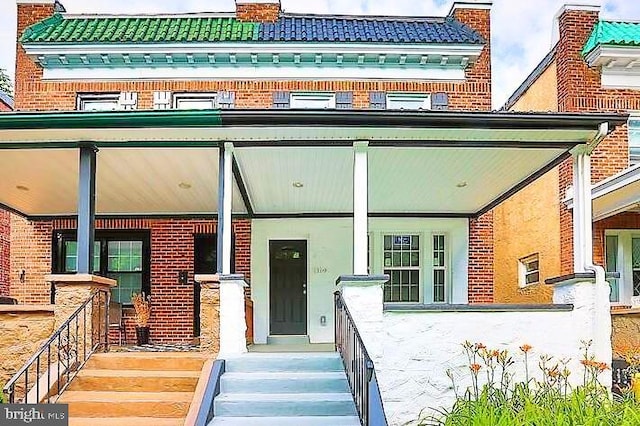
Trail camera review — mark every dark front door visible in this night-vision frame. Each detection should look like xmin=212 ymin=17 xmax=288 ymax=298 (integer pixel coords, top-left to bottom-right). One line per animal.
xmin=269 ymin=240 xmax=307 ymax=335
xmin=193 ymin=234 xmax=217 ymax=337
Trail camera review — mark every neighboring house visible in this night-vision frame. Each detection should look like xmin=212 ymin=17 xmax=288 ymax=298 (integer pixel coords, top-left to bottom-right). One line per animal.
xmin=496 ymin=4 xmax=640 ymax=349
xmin=0 ymin=0 xmax=628 ymax=424
xmin=0 ymin=92 xmax=14 ymax=111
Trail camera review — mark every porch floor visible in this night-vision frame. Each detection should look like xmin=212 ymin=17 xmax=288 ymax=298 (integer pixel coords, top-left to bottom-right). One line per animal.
xmin=248 ymin=343 xmax=335 ymax=353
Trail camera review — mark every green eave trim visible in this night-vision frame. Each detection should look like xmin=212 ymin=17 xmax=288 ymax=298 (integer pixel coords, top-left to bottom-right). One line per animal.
xmin=582 ymin=20 xmax=640 ymax=56
xmin=0 ymin=109 xmax=223 ymax=130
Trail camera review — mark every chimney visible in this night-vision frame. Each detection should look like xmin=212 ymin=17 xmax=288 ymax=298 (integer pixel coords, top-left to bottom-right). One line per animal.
xmin=15 ymin=0 xmax=62 ymax=111
xmin=448 ymin=1 xmax=493 ymax=110
xmin=553 ymin=3 xmax=601 ymax=112
xmin=235 ymin=0 xmax=281 ymax=23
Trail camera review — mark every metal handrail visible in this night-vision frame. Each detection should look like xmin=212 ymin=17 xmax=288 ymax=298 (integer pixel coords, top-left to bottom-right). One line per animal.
xmin=3 ymin=288 xmax=110 ymax=404
xmin=334 ymin=291 xmax=388 ymax=426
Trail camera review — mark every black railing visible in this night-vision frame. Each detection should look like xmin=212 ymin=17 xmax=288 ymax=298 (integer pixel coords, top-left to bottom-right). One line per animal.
xmin=335 ymin=291 xmax=388 ymax=426
xmin=3 ymin=288 xmax=110 ymax=404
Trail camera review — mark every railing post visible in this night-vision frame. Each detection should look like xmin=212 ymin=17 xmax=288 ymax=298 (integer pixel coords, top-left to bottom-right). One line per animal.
xmin=336 ymin=275 xmax=387 ymax=363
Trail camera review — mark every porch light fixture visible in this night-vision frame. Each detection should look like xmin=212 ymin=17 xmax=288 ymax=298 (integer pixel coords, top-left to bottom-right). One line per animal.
xmin=178 ymin=182 xmax=192 ymax=190
xmin=292 ymin=182 xmax=304 ymax=188
xmin=15 ymin=185 xmax=29 ymax=191
xmin=456 ymin=181 xmax=468 ymax=188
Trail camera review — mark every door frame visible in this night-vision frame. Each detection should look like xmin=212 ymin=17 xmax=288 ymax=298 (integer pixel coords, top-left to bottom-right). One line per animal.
xmin=268 ymin=239 xmax=309 ymax=336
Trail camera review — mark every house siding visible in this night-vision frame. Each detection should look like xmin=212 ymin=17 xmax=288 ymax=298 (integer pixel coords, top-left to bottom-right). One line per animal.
xmin=498 ymin=6 xmax=640 ymax=304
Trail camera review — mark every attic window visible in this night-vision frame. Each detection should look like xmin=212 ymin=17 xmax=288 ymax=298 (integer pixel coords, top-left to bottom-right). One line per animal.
xmin=77 ymin=93 xmax=119 ymax=111
xmin=174 ymin=93 xmax=217 ymax=110
xmin=386 ymin=93 xmax=431 ymax=110
xmin=290 ymin=93 xmax=336 ymax=109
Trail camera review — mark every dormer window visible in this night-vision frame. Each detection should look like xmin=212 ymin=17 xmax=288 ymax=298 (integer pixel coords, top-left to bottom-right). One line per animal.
xmin=290 ymin=93 xmax=336 ymax=109
xmin=386 ymin=93 xmax=431 ymax=110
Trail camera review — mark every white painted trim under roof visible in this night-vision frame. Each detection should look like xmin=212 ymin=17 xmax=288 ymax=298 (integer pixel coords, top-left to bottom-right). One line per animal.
xmin=583 ymin=46 xmax=640 ymax=89
xmin=41 ymin=66 xmax=467 ymax=82
xmin=24 ymin=42 xmax=483 ymax=59
xmin=16 ymin=0 xmax=55 ymax=3
xmin=565 ymin=163 xmax=640 ymax=220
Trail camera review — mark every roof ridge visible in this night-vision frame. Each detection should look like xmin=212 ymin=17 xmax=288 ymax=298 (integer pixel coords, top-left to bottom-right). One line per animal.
xmin=280 ymin=12 xmax=446 ymax=22
xmin=60 ymin=12 xmax=236 ymax=20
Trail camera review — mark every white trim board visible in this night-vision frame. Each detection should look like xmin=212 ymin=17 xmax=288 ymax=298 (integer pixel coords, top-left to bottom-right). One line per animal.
xmin=42 ymin=65 xmax=467 ymax=82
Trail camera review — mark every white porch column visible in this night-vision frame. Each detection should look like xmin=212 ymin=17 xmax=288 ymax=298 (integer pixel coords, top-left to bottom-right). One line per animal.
xmin=572 ymin=149 xmax=593 ymax=273
xmin=353 ymin=141 xmax=369 ymax=275
xmin=219 ymin=274 xmax=248 ymax=356
xmin=222 ymin=142 xmax=234 ymax=275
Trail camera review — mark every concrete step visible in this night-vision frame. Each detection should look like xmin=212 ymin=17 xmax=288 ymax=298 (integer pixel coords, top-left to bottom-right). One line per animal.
xmin=266 ymin=335 xmax=310 ymax=345
xmin=214 ymin=392 xmax=358 ymax=417
xmin=209 ymin=416 xmax=362 ymax=426
xmin=86 ymin=352 xmax=207 ymax=371
xmin=69 ymin=417 xmax=184 ymax=426
xmin=224 ymin=352 xmax=343 ymax=373
xmin=60 ymin=391 xmax=193 ymax=418
xmin=221 ymin=372 xmax=350 ymax=394
xmin=68 ymin=369 xmax=200 ymax=392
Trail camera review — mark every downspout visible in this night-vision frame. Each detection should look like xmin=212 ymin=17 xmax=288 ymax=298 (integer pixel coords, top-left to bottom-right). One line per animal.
xmin=581 ymin=122 xmax=608 ymax=283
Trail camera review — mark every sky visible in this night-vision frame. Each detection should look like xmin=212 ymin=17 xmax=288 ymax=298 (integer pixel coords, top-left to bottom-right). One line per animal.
xmin=1 ymin=0 xmax=640 ymax=109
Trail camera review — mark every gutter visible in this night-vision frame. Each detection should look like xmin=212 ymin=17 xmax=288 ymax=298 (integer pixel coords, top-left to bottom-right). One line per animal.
xmin=0 ymin=109 xmax=627 ymax=131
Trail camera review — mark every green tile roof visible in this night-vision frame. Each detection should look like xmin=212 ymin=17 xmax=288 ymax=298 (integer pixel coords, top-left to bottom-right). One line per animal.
xmin=583 ymin=20 xmax=640 ymax=56
xmin=21 ymin=14 xmax=260 ymax=43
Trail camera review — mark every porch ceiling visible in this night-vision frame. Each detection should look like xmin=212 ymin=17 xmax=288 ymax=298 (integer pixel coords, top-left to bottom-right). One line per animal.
xmin=0 ymin=148 xmax=248 ymax=216
xmin=0 ymin=109 xmax=627 ymax=218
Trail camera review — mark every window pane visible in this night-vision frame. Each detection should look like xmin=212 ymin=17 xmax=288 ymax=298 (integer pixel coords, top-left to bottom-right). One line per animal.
xmin=606 ymin=235 xmax=619 ymax=303
xmin=64 ymin=241 xmax=100 ymax=272
xmin=290 ymin=93 xmax=335 ymax=109
xmin=383 ymin=234 xmax=421 ymax=303
xmin=109 ymin=273 xmax=142 ymax=304
xmin=80 ymin=100 xmax=119 ymax=111
xmin=386 ymin=94 xmax=430 ymax=110
xmin=108 ymin=241 xmax=143 ymax=272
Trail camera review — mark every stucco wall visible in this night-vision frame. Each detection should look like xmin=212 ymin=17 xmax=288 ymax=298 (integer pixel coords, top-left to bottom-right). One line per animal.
xmin=510 ymin=61 xmax=558 ymax=112
xmin=375 ymin=279 xmax=611 ymax=425
xmin=251 ymin=218 xmax=469 ymax=344
xmin=493 ymin=169 xmax=560 ymax=303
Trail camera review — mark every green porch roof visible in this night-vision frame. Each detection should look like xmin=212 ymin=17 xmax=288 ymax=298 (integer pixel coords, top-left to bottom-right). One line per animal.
xmin=21 ymin=14 xmax=260 ymax=43
xmin=583 ymin=20 xmax=640 ymax=56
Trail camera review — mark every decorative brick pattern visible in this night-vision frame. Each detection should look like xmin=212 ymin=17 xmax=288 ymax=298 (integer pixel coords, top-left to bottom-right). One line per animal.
xmin=236 ymin=3 xmax=280 ymax=23
xmin=10 ymin=216 xmax=251 ymax=343
xmin=468 ymin=211 xmax=494 ymax=303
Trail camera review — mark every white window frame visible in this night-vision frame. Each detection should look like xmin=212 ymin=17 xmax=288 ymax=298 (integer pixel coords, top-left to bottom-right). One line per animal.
xmin=173 ymin=93 xmax=217 ymax=110
xmin=386 ymin=93 xmax=431 ymax=111
xmin=381 ymin=233 xmax=422 ymax=304
xmin=605 ymin=230 xmax=640 ymax=306
xmin=77 ymin=93 xmax=120 ymax=111
xmin=518 ymin=253 xmax=540 ymax=288
xmin=290 ymin=92 xmax=336 ymax=109
xmin=432 ymin=233 xmax=449 ymax=303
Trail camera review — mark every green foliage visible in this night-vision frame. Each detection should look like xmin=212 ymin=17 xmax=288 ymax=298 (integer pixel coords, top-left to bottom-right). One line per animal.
xmin=0 ymin=68 xmax=13 ymax=96
xmin=417 ymin=341 xmax=640 ymax=426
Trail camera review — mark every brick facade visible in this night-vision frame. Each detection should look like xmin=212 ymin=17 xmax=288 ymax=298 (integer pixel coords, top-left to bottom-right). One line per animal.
xmin=5 ymin=0 xmax=495 ymax=332
xmin=555 ymin=8 xmax=636 ymax=275
xmin=10 ymin=217 xmax=251 ymax=343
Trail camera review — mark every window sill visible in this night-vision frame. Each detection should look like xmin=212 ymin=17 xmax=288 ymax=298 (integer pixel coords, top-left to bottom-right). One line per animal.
xmin=383 ymin=303 xmax=574 ymax=313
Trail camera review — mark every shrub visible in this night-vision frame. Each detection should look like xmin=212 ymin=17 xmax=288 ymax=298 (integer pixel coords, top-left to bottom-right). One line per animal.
xmin=418 ymin=341 xmax=640 ymax=426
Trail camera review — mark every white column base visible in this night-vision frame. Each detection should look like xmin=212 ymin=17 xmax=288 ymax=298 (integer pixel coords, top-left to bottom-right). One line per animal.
xmin=336 ymin=275 xmax=387 ymax=363
xmin=219 ymin=274 xmax=248 ymax=357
